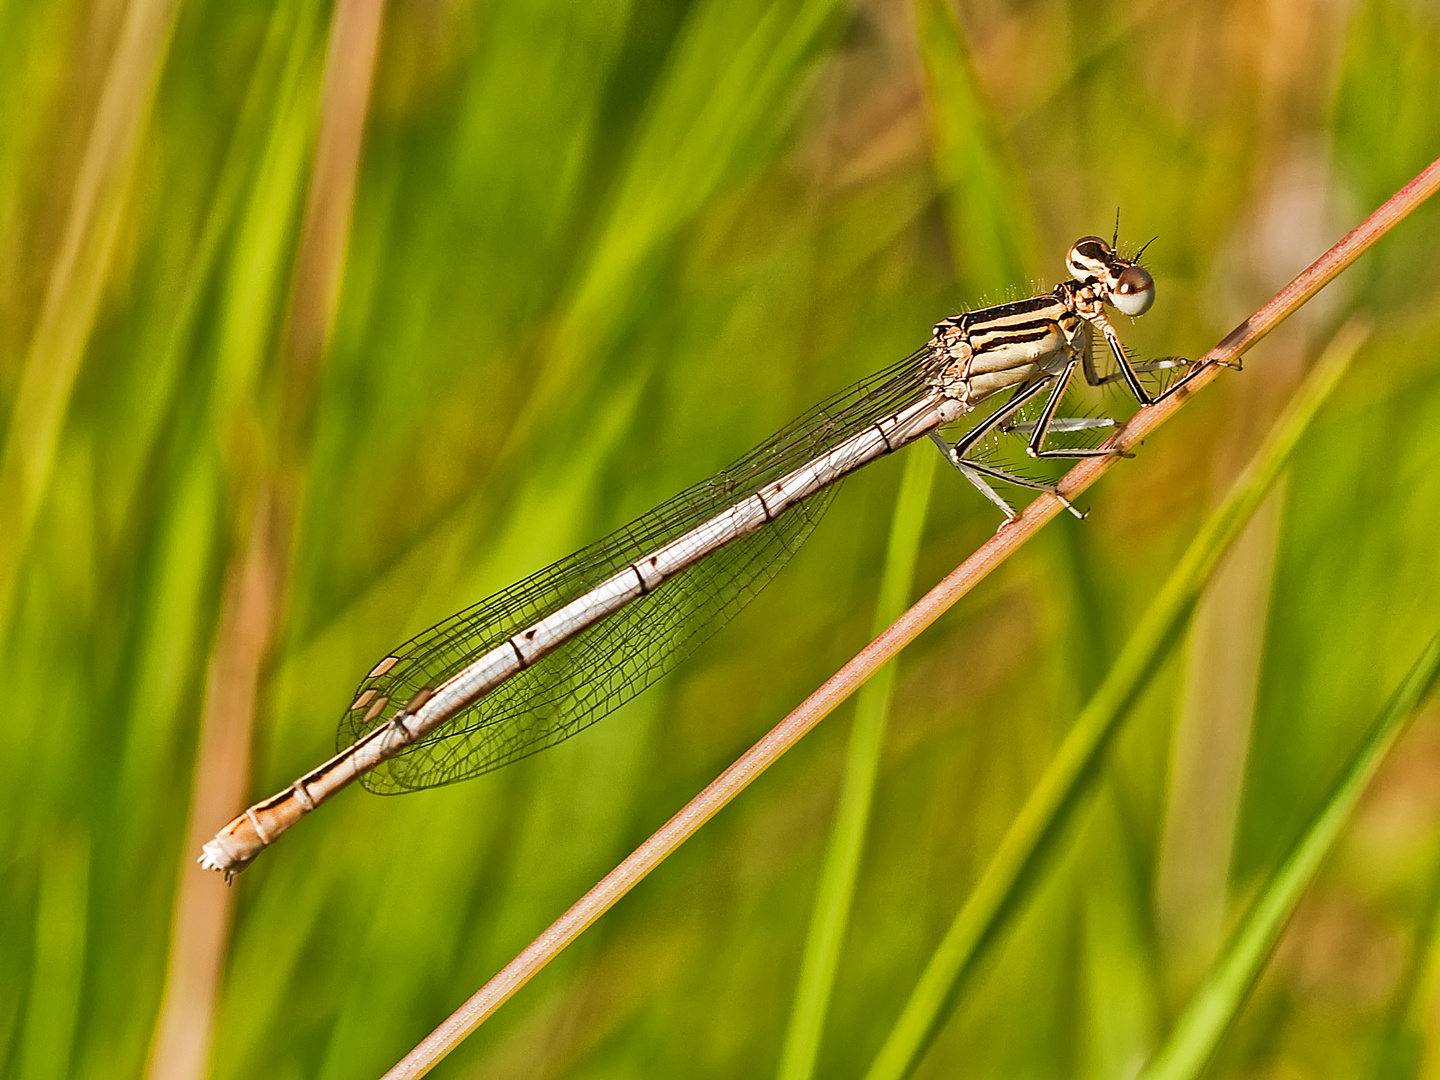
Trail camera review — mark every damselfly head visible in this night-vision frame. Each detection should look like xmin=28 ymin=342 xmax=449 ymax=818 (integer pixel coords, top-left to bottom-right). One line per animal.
xmin=1066 ymin=236 xmax=1155 ymax=317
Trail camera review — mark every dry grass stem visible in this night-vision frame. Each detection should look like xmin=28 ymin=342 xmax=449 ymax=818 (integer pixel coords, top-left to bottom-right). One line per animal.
xmin=144 ymin=4 xmax=387 ymax=1077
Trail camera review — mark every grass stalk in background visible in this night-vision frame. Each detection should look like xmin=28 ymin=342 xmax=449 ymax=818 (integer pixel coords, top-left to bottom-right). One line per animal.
xmin=15 ymin=832 xmax=88 ymax=1080
xmin=776 ymin=445 xmax=937 ymax=1080
xmin=1135 ymin=631 xmax=1440 ymax=1080
xmin=143 ymin=3 xmax=387 ymax=1078
xmin=860 ymin=320 xmax=1366 ymax=1080
xmin=0 ymin=0 xmax=181 ymax=636
xmin=501 ymin=0 xmax=850 ymax=460
xmin=772 ymin=4 xmax=1033 ymax=1069
xmin=1370 ymin=846 xmax=1440 ymax=1080
xmin=912 ymin=0 xmax=1037 ymax=286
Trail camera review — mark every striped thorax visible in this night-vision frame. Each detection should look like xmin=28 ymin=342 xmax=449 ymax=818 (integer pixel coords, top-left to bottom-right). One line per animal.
xmin=928 ymin=235 xmax=1155 ymax=410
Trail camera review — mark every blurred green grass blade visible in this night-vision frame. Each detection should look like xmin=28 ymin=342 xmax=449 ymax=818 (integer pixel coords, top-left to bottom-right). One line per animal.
xmin=863 ymin=322 xmax=1367 ymax=1080
xmin=777 ymin=444 xmax=937 ymax=1080
xmin=0 ymin=0 xmax=182 ymax=635
xmin=778 ymin=8 xmax=1038 ymax=1064
xmin=1333 ymin=0 xmax=1440 ymax=214
xmin=911 ymin=0 xmax=1037 ymax=288
xmin=113 ymin=0 xmax=321 ymax=528
xmin=212 ymin=30 xmax=321 ymax=424
xmin=518 ymin=0 xmax=848 ymax=442
xmin=566 ymin=0 xmax=844 ymax=331
xmin=1136 ymin=630 xmax=1440 ymax=1080
xmin=17 ymin=831 xmax=89 ymax=1080
xmin=1369 ymin=840 xmax=1440 ymax=1080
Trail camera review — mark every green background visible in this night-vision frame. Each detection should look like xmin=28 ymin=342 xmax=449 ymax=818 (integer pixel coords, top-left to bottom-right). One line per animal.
xmin=2 ymin=0 xmax=1439 ymax=1077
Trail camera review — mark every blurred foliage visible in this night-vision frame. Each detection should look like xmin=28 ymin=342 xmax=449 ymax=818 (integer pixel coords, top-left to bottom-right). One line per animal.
xmin=1 ymin=0 xmax=1438 ymax=1078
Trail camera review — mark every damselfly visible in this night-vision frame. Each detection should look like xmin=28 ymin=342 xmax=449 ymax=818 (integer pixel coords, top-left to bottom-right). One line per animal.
xmin=200 ymin=235 xmax=1191 ymax=875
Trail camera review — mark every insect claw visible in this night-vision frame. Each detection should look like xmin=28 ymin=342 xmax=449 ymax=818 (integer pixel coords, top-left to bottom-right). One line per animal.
xmin=1053 ymin=490 xmax=1084 ymax=519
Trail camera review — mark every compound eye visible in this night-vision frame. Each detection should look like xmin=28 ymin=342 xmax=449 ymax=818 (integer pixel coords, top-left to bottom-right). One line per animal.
xmin=1111 ymin=265 xmax=1154 ymax=316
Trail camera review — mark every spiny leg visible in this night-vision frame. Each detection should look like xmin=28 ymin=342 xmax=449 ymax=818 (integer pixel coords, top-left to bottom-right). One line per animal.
xmin=927 ymin=379 xmax=1053 ymax=520
xmin=1024 ymin=352 xmax=1205 ymax=460
xmin=1082 ymin=345 xmax=1195 ymax=394
xmin=1020 ymin=359 xmax=1128 ymax=461
xmin=1002 ymin=416 xmax=1117 ymax=437
xmin=1091 ymin=312 xmax=1156 ymax=405
xmin=929 ymin=440 xmax=1022 ymax=520
xmin=947 ymin=447 xmax=1086 ymax=520
xmin=946 ymin=377 xmax=1052 ymax=460
xmin=1086 ymin=308 xmax=1214 ymax=407
xmin=1094 ymin=356 xmax=1192 ymax=384
xmin=927 ymin=376 xmax=1084 ymax=520
xmin=1024 ymin=358 xmax=1079 ymax=454
xmin=1080 ymin=334 xmax=1114 ymax=389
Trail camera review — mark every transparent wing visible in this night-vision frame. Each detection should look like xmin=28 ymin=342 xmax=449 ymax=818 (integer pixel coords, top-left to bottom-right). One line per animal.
xmin=340 ymin=346 xmax=945 ymax=793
